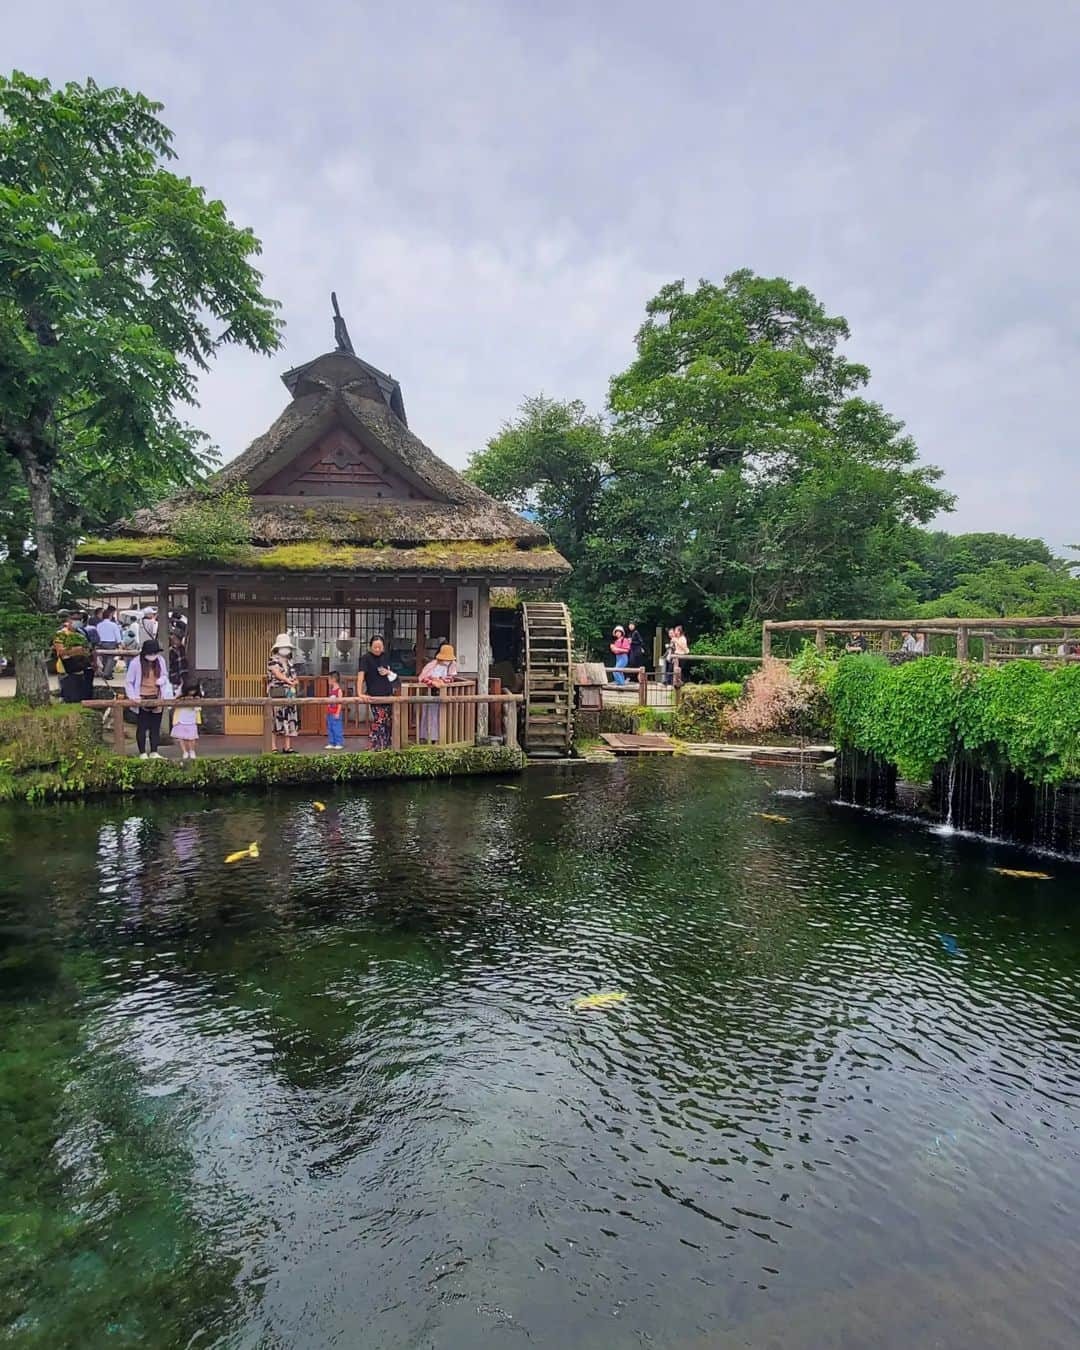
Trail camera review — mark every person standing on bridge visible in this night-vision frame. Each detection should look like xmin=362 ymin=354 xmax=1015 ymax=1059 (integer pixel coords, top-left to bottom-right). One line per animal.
xmin=627 ymin=622 xmax=646 ymax=684
xmin=610 ymin=626 xmax=631 ymax=685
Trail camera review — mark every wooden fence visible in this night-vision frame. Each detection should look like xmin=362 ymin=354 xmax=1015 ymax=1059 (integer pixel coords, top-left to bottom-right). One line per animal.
xmin=81 ymin=692 xmax=522 ymax=756
xmin=761 ymin=616 xmax=1080 ymax=662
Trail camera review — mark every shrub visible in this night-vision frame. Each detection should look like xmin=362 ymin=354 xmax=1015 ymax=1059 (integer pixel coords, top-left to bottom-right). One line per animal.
xmin=727 ymin=659 xmax=813 ymax=736
xmin=173 ymin=483 xmax=254 ymax=563
xmin=830 ymin=655 xmax=1080 ymax=785
xmin=671 ymin=683 xmax=742 ymax=741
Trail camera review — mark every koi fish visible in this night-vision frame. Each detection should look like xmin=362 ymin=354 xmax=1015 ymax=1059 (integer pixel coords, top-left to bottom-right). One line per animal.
xmin=498 ymin=784 xmax=521 ymax=791
xmin=225 ymin=842 xmax=260 ymax=864
xmin=753 ymin=812 xmax=790 ymax=823
xmin=544 ymin=792 xmax=578 ymax=800
xmin=313 ymin=801 xmax=326 ymax=812
xmin=993 ymin=868 xmax=1051 ymax=880
xmin=571 ymin=991 xmax=627 ymax=1011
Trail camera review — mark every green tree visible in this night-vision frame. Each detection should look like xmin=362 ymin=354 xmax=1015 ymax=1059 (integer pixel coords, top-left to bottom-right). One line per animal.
xmin=902 ymin=530 xmax=1062 ymax=603
xmin=603 ymin=272 xmax=951 ymax=629
xmin=466 ymin=395 xmax=606 ymax=564
xmin=0 ymin=72 xmax=281 ymax=700
xmin=918 ymin=561 xmax=1080 ymax=618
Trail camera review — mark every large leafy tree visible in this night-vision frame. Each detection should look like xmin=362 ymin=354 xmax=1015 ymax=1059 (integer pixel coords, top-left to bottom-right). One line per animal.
xmin=0 ymin=72 xmax=281 ymax=700
xmin=602 ymin=272 xmax=951 ymax=630
xmin=469 ymin=272 xmax=954 ymax=646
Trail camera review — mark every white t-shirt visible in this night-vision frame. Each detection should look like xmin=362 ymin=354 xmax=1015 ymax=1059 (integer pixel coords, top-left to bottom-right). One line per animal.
xmin=172 ymin=706 xmax=199 ymax=730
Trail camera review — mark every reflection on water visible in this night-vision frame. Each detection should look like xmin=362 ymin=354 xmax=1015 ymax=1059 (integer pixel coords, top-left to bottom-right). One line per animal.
xmin=2 ymin=760 xmax=1080 ymax=1349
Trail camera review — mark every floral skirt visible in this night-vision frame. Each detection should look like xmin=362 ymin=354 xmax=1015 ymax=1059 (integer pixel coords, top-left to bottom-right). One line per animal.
xmin=271 ymin=698 xmax=299 ymax=737
xmin=369 ymin=704 xmax=391 ymax=750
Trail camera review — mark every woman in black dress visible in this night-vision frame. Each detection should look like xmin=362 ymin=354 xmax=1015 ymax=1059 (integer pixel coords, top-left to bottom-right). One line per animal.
xmin=358 ymin=635 xmax=395 ymax=750
xmin=627 ymin=622 xmax=647 ymax=684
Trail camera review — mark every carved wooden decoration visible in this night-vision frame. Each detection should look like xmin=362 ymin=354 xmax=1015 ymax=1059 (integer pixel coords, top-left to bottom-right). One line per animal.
xmin=258 ymin=428 xmax=425 ymax=499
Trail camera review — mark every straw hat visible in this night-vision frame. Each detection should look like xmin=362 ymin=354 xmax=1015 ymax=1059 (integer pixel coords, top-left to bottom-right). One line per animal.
xmin=271 ymin=633 xmax=293 ymax=653
xmin=435 ymin=643 xmax=456 ymax=662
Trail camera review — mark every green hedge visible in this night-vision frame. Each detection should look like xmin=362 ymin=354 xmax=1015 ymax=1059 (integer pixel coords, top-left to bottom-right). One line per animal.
xmin=0 ymin=740 xmax=525 ymax=803
xmin=671 ymin=683 xmax=742 ymax=741
xmin=829 ymin=655 xmax=1080 ymax=784
xmin=0 ymin=703 xmax=100 ymax=772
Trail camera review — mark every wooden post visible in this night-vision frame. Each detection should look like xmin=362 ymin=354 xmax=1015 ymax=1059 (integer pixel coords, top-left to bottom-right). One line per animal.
xmin=391 ymin=699 xmax=405 ymax=750
xmin=157 ymin=579 xmax=170 ymax=643
xmin=112 ymin=698 xmax=127 ymax=755
xmin=505 ymin=698 xmax=519 ymax=753
xmin=262 ymin=700 xmax=274 ymax=753
xmin=956 ymin=626 xmax=969 ymax=662
xmin=476 ymin=584 xmax=491 ymax=737
xmin=761 ymin=623 xmax=772 ymax=658
xmin=414 ymin=607 xmax=426 ymax=677
xmin=815 ymin=628 xmax=826 ymax=653
xmin=638 ymin=671 xmax=648 ymax=706
xmin=881 ymin=629 xmax=894 ymax=653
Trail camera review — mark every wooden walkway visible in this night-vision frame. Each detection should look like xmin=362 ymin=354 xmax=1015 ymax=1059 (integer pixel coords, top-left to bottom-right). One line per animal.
xmin=600 ymin=732 xmax=676 ymax=756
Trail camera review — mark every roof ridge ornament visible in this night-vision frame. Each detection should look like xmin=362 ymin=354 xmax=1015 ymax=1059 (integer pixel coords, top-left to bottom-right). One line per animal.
xmin=331 ymin=291 xmax=355 ymax=355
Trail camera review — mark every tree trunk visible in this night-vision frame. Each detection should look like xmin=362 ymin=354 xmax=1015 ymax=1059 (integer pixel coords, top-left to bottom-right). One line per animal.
xmin=14 ymin=634 xmax=50 ymax=707
xmin=20 ymin=450 xmax=74 ymax=613
xmin=13 ymin=439 xmax=77 ymax=702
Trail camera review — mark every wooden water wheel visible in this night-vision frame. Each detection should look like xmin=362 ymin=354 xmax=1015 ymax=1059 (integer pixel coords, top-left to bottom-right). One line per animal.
xmin=520 ymin=601 xmax=574 ymax=756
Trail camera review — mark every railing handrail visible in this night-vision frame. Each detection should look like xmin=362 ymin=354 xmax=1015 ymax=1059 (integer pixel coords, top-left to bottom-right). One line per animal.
xmin=81 ymin=692 xmax=523 ymax=709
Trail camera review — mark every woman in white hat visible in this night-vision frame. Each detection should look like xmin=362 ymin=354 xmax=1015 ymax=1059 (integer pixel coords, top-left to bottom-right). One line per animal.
xmin=266 ymin=634 xmax=299 ymax=752
xmin=418 ymin=642 xmax=458 ymax=744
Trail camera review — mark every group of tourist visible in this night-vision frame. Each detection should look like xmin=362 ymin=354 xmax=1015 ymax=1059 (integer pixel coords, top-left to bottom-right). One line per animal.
xmin=843 ymin=630 xmax=929 ymax=655
xmin=264 ymin=633 xmax=460 ymax=755
xmin=608 ymin=622 xmax=689 ymax=687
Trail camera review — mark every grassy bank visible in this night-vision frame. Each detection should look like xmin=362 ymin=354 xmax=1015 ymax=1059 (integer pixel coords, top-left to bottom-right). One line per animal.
xmin=0 ymin=704 xmax=525 ymax=802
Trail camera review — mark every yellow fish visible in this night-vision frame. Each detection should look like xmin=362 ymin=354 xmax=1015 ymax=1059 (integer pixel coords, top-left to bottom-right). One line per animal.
xmin=313 ymin=801 xmax=326 ymax=812
xmin=993 ymin=868 xmax=1052 ymax=880
xmin=753 ymin=812 xmax=790 ymax=823
xmin=571 ymin=991 xmax=628 ymax=1011
xmin=544 ymin=792 xmax=578 ymax=800
xmin=225 ymin=842 xmax=260 ymax=864
xmin=498 ymin=784 xmax=521 ymax=791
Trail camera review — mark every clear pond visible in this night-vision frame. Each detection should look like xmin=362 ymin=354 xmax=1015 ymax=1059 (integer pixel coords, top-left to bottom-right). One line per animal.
xmin=2 ymin=759 xmax=1080 ymax=1349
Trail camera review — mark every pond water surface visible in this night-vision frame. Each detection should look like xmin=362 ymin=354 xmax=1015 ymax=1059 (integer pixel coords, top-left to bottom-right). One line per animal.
xmin=2 ymin=759 xmax=1080 ymax=1349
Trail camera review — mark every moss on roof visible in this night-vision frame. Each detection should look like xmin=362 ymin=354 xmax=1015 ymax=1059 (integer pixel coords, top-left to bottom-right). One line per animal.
xmin=77 ymin=535 xmax=571 ymax=578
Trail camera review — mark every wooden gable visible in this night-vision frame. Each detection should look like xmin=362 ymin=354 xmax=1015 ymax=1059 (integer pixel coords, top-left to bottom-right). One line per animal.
xmin=256 ymin=427 xmax=429 ymax=500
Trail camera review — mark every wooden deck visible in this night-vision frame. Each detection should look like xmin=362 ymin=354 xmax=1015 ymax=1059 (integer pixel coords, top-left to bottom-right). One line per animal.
xmin=600 ymin=732 xmax=676 ymax=756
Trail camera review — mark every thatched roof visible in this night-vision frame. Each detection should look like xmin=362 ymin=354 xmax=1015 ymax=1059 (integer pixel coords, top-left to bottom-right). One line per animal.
xmin=77 ymin=536 xmax=571 ymax=581
xmin=85 ymin=341 xmax=570 ymax=583
xmin=121 ymin=349 xmax=550 ymax=549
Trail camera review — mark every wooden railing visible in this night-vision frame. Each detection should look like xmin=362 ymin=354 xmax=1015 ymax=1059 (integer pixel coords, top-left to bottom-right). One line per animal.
xmin=762 ymin=616 xmax=1080 ymax=662
xmin=81 ymin=692 xmax=522 ymax=756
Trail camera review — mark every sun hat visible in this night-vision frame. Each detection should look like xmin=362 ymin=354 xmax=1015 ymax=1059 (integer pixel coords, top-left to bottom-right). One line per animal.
xmin=435 ymin=643 xmax=456 ymax=662
xmin=271 ymin=633 xmax=293 ymax=652
xmin=140 ymin=639 xmax=162 ymax=656
xmin=613 ymin=625 xmax=625 ymax=634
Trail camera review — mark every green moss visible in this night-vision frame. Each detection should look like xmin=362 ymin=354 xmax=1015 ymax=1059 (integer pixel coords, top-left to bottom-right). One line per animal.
xmin=0 ymin=704 xmax=100 ymax=773
xmin=77 ymin=536 xmax=183 ymax=560
xmin=77 ymin=536 xmax=563 ymax=574
xmin=3 ymin=743 xmax=526 ymax=802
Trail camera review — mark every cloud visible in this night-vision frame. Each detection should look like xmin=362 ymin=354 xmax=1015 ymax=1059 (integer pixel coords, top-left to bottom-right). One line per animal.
xmin=8 ymin=0 xmax=1080 ymax=550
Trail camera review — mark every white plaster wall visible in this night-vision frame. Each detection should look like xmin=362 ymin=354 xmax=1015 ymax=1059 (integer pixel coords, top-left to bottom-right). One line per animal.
xmin=193 ymin=587 xmax=219 ymax=669
xmin=454 ymin=585 xmax=479 ymax=672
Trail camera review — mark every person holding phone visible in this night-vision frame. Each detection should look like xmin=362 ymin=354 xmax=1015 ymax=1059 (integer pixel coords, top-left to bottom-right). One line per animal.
xmin=358 ymin=634 xmax=397 ymax=750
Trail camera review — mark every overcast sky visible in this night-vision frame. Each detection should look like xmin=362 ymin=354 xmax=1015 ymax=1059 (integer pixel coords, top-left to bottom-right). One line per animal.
xmin=9 ymin=1 xmax=1079 ymax=551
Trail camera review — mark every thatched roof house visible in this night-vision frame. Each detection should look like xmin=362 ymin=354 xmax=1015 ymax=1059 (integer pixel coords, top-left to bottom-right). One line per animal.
xmin=78 ymin=317 xmax=569 ymax=732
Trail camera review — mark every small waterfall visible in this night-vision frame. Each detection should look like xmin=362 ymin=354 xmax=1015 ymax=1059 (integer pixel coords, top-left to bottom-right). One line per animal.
xmin=942 ymin=753 xmax=957 ymax=832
